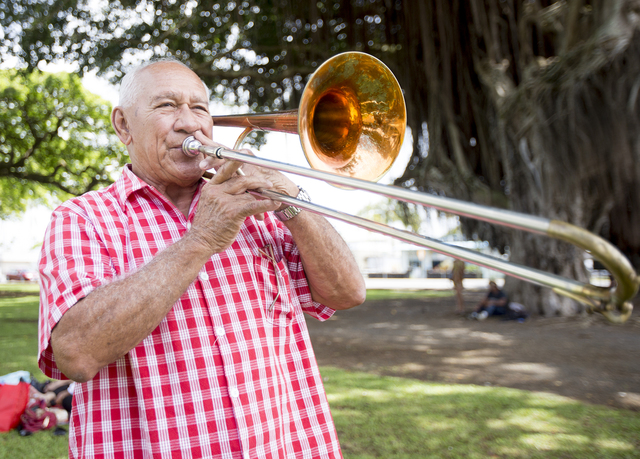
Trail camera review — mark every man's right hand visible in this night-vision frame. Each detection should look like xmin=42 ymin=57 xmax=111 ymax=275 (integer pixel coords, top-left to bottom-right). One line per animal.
xmin=187 ymin=160 xmax=281 ymax=255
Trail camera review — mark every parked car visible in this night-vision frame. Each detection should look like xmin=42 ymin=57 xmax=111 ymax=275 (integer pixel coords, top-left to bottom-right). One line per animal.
xmin=5 ymin=269 xmax=37 ymax=282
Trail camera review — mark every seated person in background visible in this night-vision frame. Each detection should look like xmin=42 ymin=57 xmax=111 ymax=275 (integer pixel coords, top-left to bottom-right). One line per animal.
xmin=29 ymin=379 xmax=75 ymax=414
xmin=471 ymin=280 xmax=509 ymax=320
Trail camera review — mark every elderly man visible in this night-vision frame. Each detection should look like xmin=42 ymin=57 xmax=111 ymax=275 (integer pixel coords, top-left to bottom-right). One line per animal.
xmin=38 ymin=59 xmax=365 ymax=458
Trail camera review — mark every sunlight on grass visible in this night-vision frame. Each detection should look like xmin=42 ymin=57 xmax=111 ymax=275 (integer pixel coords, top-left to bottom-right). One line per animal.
xmin=520 ymin=433 xmax=591 ymax=449
xmin=526 ymin=390 xmax=580 ymax=406
xmin=365 ymin=289 xmax=454 ymax=301
xmin=0 ymin=283 xmax=40 ymax=293
xmin=401 ymin=381 xmax=491 ymax=396
xmin=504 ymin=408 xmax=570 ymax=432
xmin=595 ymin=439 xmax=637 ymax=451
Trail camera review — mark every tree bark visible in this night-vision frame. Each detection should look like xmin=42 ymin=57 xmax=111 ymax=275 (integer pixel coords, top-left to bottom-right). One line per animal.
xmin=393 ymin=0 xmax=640 ymax=316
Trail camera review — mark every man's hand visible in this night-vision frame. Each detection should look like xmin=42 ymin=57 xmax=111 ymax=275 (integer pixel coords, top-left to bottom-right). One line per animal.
xmin=188 ymin=158 xmax=281 ymax=254
xmin=196 ymin=134 xmax=300 ymax=216
xmin=199 ymin=149 xmax=298 ymax=195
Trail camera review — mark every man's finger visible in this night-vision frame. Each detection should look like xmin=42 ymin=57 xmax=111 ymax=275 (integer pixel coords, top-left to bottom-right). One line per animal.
xmin=199 ymin=155 xmax=221 ymax=172
xmin=209 ymin=159 xmax=247 ymax=184
xmin=205 ymin=174 xmax=274 ymax=197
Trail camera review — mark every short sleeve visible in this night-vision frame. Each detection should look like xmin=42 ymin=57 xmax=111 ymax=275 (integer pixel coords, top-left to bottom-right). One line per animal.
xmin=275 ymin=217 xmax=336 ymax=322
xmin=38 ymin=203 xmax=116 ymax=378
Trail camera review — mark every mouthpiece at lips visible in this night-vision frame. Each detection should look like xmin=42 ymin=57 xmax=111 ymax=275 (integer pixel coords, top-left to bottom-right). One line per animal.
xmin=182 ymin=136 xmax=203 ymax=157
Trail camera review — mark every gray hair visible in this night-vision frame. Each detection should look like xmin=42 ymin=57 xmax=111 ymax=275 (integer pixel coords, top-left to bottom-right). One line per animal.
xmin=118 ymin=58 xmax=210 ymax=108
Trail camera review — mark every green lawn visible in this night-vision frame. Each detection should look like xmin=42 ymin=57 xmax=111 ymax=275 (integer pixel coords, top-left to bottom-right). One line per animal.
xmin=0 ymin=284 xmax=42 ymax=379
xmin=365 ymin=288 xmax=454 ymax=300
xmin=1 ymin=284 xmax=639 ymax=458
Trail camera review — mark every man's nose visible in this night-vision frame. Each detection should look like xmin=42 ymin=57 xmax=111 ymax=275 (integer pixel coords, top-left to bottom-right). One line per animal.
xmin=174 ymin=105 xmax=200 ymax=133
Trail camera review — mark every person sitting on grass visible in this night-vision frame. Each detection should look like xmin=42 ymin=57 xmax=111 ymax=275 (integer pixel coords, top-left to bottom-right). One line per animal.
xmin=470 ymin=280 xmax=509 ymax=320
xmin=29 ymin=379 xmax=75 ymax=415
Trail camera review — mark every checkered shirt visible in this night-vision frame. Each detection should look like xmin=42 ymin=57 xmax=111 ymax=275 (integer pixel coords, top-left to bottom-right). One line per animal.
xmin=38 ymin=165 xmax=342 ymax=459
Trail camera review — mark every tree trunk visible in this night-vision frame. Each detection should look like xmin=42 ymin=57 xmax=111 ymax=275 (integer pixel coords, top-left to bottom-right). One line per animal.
xmin=392 ymin=0 xmax=640 ymax=316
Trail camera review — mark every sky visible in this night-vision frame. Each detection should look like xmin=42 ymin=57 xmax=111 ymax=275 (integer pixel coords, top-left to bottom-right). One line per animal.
xmin=0 ymin=64 xmax=453 ymax=268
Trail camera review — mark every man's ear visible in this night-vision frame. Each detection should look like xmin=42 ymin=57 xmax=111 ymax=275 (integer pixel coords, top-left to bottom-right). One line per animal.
xmin=111 ymin=107 xmax=133 ymax=145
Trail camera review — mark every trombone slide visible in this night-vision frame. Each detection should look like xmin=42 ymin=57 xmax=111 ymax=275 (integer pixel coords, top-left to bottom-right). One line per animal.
xmin=183 ymin=138 xmax=639 ymax=323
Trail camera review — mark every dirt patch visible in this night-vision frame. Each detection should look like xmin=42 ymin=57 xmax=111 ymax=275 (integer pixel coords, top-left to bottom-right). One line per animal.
xmin=306 ymin=290 xmax=640 ymax=410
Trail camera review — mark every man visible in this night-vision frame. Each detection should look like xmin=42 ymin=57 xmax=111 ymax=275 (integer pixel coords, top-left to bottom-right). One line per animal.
xmin=470 ymin=280 xmax=509 ymax=320
xmin=38 ymin=59 xmax=366 ymax=458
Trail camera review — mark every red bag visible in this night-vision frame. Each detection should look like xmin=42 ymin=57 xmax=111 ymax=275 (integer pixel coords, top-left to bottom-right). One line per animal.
xmin=0 ymin=381 xmax=30 ymax=432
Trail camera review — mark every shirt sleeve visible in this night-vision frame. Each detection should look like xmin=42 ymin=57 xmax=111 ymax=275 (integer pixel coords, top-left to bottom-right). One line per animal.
xmin=272 ymin=216 xmax=336 ymax=322
xmin=38 ymin=202 xmax=116 ymax=379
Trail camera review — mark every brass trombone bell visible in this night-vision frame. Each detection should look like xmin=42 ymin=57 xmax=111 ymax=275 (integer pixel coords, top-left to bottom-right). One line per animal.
xmin=209 ymin=52 xmax=406 ymax=182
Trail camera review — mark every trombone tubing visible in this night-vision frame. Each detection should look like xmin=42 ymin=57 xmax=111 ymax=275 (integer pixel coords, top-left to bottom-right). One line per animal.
xmin=189 ymin=143 xmax=639 ymax=322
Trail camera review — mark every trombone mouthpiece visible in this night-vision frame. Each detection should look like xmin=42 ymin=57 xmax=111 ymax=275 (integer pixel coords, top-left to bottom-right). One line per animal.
xmin=182 ymin=136 xmax=202 ymax=157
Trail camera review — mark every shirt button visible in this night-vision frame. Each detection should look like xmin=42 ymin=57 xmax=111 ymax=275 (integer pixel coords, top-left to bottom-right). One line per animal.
xmin=186 ymin=222 xmax=192 ymax=230
xmin=199 ymin=272 xmax=209 ymax=280
xmin=229 ymin=387 xmax=240 ymax=398
xmin=215 ymin=327 xmax=225 ymax=337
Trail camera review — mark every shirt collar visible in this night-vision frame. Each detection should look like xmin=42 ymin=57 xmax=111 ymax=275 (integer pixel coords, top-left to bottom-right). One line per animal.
xmin=113 ymin=164 xmax=151 ymax=207
xmin=113 ymin=164 xmax=205 ymax=215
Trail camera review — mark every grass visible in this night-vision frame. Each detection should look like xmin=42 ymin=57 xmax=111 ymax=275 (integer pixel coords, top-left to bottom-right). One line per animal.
xmin=0 ymin=283 xmax=42 ymax=379
xmin=323 ymin=368 xmax=640 ymax=458
xmin=1 ymin=284 xmax=639 ymax=458
xmin=365 ymin=289 xmax=454 ymax=301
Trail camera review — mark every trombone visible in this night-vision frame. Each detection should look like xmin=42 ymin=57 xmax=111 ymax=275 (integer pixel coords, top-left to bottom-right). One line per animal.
xmin=183 ymin=52 xmax=639 ymax=323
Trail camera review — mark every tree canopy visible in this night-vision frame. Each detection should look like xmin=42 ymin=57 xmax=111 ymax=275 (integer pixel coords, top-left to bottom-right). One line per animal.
xmin=2 ymin=0 xmax=638 ymax=314
xmin=1 ymin=1 xmax=397 ymax=110
xmin=0 ymin=70 xmax=127 ymax=217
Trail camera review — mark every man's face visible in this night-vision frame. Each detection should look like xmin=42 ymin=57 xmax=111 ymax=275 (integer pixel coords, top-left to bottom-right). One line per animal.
xmin=121 ymin=62 xmax=213 ymax=188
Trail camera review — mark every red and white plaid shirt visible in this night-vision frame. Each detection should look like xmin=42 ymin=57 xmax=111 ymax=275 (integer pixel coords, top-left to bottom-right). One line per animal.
xmin=38 ymin=165 xmax=342 ymax=458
